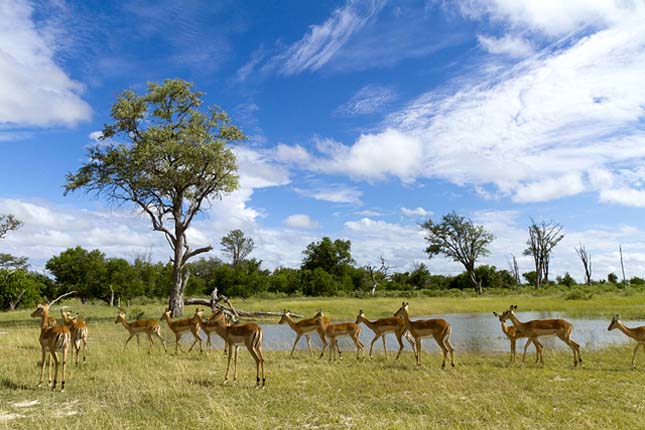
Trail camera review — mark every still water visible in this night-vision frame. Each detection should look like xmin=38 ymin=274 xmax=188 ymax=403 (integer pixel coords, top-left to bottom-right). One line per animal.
xmin=201 ymin=312 xmax=645 ymax=354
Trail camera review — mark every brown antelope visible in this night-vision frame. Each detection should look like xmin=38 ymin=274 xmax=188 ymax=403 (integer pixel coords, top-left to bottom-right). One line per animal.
xmin=394 ymin=302 xmax=454 ymax=369
xmin=30 ymin=292 xmax=75 ymax=391
xmin=209 ymin=310 xmax=265 ymax=388
xmin=114 ymin=311 xmax=167 ymax=353
xmin=355 ymin=309 xmax=415 ymax=360
xmin=161 ymin=309 xmax=203 ymax=354
xmin=493 ymin=311 xmax=543 ymax=364
xmin=61 ymin=311 xmax=88 ymax=365
xmin=499 ymin=305 xmax=582 ymax=367
xmin=321 ymin=314 xmax=364 ymax=361
xmin=46 ymin=317 xmax=57 ymax=327
xmin=608 ymin=314 xmax=645 ymax=369
xmin=279 ymin=309 xmax=329 ymax=358
xmin=193 ymin=309 xmax=228 ymax=355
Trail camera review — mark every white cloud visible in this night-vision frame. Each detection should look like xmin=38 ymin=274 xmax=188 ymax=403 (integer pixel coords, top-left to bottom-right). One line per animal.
xmin=401 ymin=207 xmax=432 ymax=217
xmin=477 ymin=34 xmax=535 ymax=58
xmin=335 ymin=84 xmax=397 ymax=116
xmin=275 ymin=0 xmax=386 ymax=75
xmin=458 ymin=0 xmax=640 ymax=37
xmin=234 ymin=147 xmax=291 ymax=189
xmin=283 ymin=214 xmax=320 ymax=229
xmin=294 ymin=186 xmax=363 ymax=204
xmin=513 ymin=174 xmax=586 ymax=203
xmin=0 ymin=0 xmax=91 ymax=129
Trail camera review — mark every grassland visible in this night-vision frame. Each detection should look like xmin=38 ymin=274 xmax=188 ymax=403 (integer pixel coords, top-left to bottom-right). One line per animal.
xmin=1 ymin=293 xmax=645 ymax=430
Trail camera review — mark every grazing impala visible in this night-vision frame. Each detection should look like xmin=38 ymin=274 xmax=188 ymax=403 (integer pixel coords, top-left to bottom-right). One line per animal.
xmin=394 ymin=302 xmax=455 ymax=369
xmin=493 ymin=311 xmax=542 ymax=364
xmin=320 ymin=313 xmax=364 ymax=361
xmin=608 ymin=314 xmax=645 ymax=369
xmin=61 ymin=311 xmax=89 ymax=365
xmin=355 ymin=309 xmax=415 ymax=360
xmin=114 ymin=311 xmax=167 ymax=353
xmin=279 ymin=309 xmax=329 ymax=358
xmin=209 ymin=310 xmax=265 ymax=388
xmin=161 ymin=309 xmax=203 ymax=354
xmin=31 ymin=302 xmax=71 ymax=391
xmin=499 ymin=305 xmax=582 ymax=367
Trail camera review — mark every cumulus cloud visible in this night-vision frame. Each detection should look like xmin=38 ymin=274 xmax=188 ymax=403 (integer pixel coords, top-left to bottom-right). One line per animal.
xmin=283 ymin=214 xmax=320 ymax=229
xmin=0 ymin=0 xmax=91 ymax=131
xmin=401 ymin=207 xmax=432 ymax=217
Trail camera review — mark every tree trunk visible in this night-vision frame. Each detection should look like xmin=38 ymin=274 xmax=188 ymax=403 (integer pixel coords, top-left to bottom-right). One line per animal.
xmin=169 ymin=232 xmax=186 ymax=317
xmin=468 ymin=268 xmax=482 ymax=294
xmin=109 ymin=285 xmax=115 ymax=307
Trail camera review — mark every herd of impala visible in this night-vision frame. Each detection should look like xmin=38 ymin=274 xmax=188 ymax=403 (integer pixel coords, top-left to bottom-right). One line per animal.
xmin=29 ymin=299 xmax=645 ymax=392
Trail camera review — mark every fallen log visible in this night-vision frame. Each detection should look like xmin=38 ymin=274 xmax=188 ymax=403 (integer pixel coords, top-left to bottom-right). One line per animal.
xmin=183 ymin=297 xmax=303 ymax=319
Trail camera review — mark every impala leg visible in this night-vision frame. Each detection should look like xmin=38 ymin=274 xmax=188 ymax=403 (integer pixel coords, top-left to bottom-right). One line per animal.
xmin=175 ymin=334 xmax=186 ymax=354
xmin=558 ymin=334 xmax=581 ymax=367
xmin=124 ymin=333 xmax=135 ymax=351
xmin=60 ymin=345 xmax=67 ymax=392
xmin=290 ymin=334 xmax=302 ymax=357
xmin=146 ymin=333 xmax=154 ymax=354
xmin=305 ymin=335 xmax=313 ymax=355
xmin=629 ymin=343 xmax=641 ymax=369
xmin=47 ymin=352 xmax=52 ymax=386
xmin=82 ymin=335 xmax=88 ymax=362
xmin=382 ymin=334 xmax=388 ymax=360
xmin=415 ymin=339 xmax=422 ymax=368
xmin=136 ymin=334 xmax=141 ymax=349
xmin=233 ymin=346 xmax=239 ymax=381
xmin=38 ymin=348 xmax=47 ymax=386
xmin=224 ymin=342 xmax=233 ymax=384
xmin=444 ymin=336 xmax=455 ymax=368
xmin=154 ymin=330 xmax=168 ymax=353
xmin=434 ymin=334 xmax=448 ymax=369
xmin=353 ymin=335 xmax=364 ymax=360
xmin=369 ymin=334 xmax=381 ymax=359
xmin=50 ymin=351 xmax=59 ymax=391
xmin=522 ymin=338 xmax=533 ymax=364
xmin=394 ymin=331 xmax=405 ymax=360
xmin=318 ymin=330 xmax=327 ymax=359
xmin=509 ymin=338 xmax=516 ymax=364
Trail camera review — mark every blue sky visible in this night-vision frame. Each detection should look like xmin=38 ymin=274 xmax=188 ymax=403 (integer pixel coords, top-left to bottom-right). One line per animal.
xmin=2 ymin=0 xmax=645 ymax=281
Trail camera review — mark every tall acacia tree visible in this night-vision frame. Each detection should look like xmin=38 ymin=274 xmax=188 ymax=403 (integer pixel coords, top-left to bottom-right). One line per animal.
xmin=422 ymin=212 xmax=494 ymax=294
xmin=65 ymin=79 xmax=244 ymax=316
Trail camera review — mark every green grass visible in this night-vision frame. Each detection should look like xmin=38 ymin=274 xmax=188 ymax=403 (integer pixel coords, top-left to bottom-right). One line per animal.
xmin=2 ymin=293 xmax=645 ymax=429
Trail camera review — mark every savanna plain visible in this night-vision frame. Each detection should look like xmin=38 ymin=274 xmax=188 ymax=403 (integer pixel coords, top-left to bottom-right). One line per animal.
xmin=1 ymin=293 xmax=645 ymax=430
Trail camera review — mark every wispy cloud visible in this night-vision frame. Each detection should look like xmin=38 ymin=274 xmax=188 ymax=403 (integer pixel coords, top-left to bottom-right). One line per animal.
xmin=477 ymin=34 xmax=535 ymax=58
xmin=0 ymin=0 xmax=91 ymax=130
xmin=283 ymin=214 xmax=320 ymax=230
xmin=335 ymin=84 xmax=397 ymax=116
xmin=294 ymin=186 xmax=363 ymax=204
xmin=401 ymin=207 xmax=432 ymax=217
xmin=274 ymin=0 xmax=386 ymax=75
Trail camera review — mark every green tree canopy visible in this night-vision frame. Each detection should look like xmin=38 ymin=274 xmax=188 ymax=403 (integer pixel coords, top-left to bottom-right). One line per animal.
xmin=64 ymin=79 xmax=245 ymax=316
xmin=301 ymin=237 xmax=354 ymax=276
xmin=46 ymin=246 xmax=107 ymax=303
xmin=422 ymin=211 xmax=494 ymax=294
xmin=220 ymin=229 xmax=254 ymax=267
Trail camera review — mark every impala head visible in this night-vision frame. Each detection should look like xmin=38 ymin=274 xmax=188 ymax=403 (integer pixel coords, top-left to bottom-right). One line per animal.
xmin=161 ymin=308 xmax=172 ymax=320
xmin=313 ymin=309 xmax=325 ymax=320
xmin=278 ymin=309 xmax=291 ymax=324
xmin=394 ymin=302 xmax=409 ymax=318
xmin=30 ymin=303 xmax=48 ymax=318
xmin=210 ymin=310 xmax=226 ymax=325
xmin=114 ymin=311 xmax=126 ymax=324
xmin=493 ymin=311 xmax=503 ymax=321
xmin=608 ymin=314 xmax=621 ymax=331
xmin=193 ymin=308 xmax=204 ymax=320
xmin=355 ymin=309 xmax=365 ymax=324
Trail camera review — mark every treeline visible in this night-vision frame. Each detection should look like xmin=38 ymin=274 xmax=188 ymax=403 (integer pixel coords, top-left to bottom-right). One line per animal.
xmin=2 ymin=237 xmax=641 ymax=311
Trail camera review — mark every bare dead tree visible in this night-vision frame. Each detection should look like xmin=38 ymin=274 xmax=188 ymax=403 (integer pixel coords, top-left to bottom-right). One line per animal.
xmin=364 ymin=257 xmax=391 ymax=295
xmin=508 ymin=254 xmax=521 ymax=286
xmin=620 ymin=244 xmax=627 ymax=287
xmin=575 ymin=243 xmax=592 ymax=286
xmin=523 ymin=218 xmax=564 ymax=289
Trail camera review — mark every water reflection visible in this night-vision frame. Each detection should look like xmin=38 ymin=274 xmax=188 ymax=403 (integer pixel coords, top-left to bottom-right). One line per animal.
xmin=201 ymin=312 xmax=645 ymax=354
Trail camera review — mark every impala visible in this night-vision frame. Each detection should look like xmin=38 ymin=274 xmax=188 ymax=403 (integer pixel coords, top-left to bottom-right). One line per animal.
xmin=279 ymin=309 xmax=329 ymax=358
xmin=114 ymin=311 xmax=167 ymax=353
xmin=209 ymin=310 xmax=265 ymax=388
xmin=30 ymin=292 xmax=75 ymax=391
xmin=61 ymin=311 xmax=88 ymax=365
xmin=499 ymin=305 xmax=582 ymax=367
xmin=493 ymin=311 xmax=543 ymax=364
xmin=608 ymin=314 xmax=645 ymax=369
xmin=161 ymin=309 xmax=203 ymax=354
xmin=46 ymin=317 xmax=57 ymax=327
xmin=355 ymin=309 xmax=415 ymax=360
xmin=321 ymin=314 xmax=364 ymax=361
xmin=193 ymin=309 xmax=228 ymax=355
xmin=394 ymin=302 xmax=454 ymax=368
